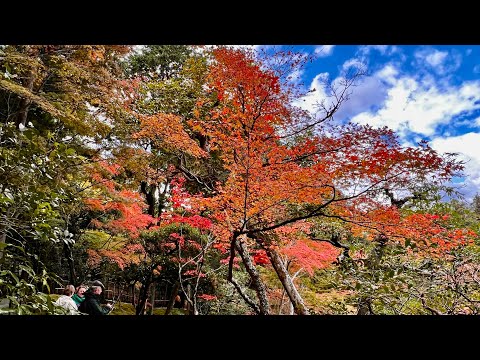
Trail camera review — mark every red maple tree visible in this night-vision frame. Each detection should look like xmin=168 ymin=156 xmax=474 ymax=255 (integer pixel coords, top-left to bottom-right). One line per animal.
xmin=187 ymin=46 xmax=471 ymax=315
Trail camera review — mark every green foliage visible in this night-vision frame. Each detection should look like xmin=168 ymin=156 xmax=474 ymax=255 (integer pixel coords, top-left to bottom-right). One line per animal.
xmin=0 ymin=244 xmax=66 ymax=314
xmin=0 ymin=121 xmax=80 ymax=293
xmin=78 ymin=230 xmax=127 ymax=251
xmin=293 ymin=198 xmax=480 ymax=315
xmin=0 ymin=45 xmax=131 ymax=310
xmin=433 ymin=199 xmax=480 ymax=236
xmin=0 ymin=122 xmax=73 ymax=241
xmin=309 ymin=236 xmax=480 ymax=315
xmin=206 ymin=268 xmax=256 ymax=315
xmin=126 ymin=45 xmax=192 ymax=81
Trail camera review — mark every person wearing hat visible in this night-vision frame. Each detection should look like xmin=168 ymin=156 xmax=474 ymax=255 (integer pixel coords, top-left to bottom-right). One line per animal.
xmin=78 ymin=285 xmax=113 ymax=315
xmin=90 ymin=280 xmax=108 ymax=305
xmin=91 ymin=280 xmax=105 ymax=290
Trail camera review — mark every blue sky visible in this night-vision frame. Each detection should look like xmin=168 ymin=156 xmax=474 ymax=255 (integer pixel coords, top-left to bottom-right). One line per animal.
xmin=251 ymin=45 xmax=480 ymax=202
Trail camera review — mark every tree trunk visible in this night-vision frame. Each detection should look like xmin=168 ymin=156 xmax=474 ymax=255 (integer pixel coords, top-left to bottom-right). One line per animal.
xmin=183 ymin=284 xmax=199 ymax=315
xmin=147 ymin=281 xmax=155 ymax=315
xmin=235 ymin=236 xmax=270 ymax=315
xmin=186 ymin=284 xmax=193 ymax=315
xmin=63 ymin=242 xmax=76 ymax=285
xmin=357 ymin=297 xmax=374 ymax=315
xmin=136 ymin=274 xmax=152 ymax=315
xmin=192 ymin=286 xmax=199 ymax=315
xmin=131 ymin=283 xmax=136 ymax=307
xmin=278 ymin=290 xmax=286 ymax=315
xmin=164 ymin=281 xmax=180 ymax=315
xmin=140 ymin=181 xmax=156 ymax=217
xmin=266 ymin=248 xmax=309 ymax=315
xmin=0 ymin=232 xmax=6 ymax=263
xmin=140 ymin=181 xmax=168 ymax=219
xmin=16 ymin=72 xmax=35 ymax=128
xmin=138 ymin=287 xmax=146 ymax=315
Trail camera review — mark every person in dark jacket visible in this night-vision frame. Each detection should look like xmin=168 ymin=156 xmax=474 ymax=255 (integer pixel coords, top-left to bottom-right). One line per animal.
xmin=91 ymin=280 xmax=107 ymax=305
xmin=78 ymin=285 xmax=113 ymax=315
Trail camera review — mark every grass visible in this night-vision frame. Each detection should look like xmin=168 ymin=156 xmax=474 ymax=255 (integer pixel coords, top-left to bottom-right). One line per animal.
xmin=110 ymin=302 xmax=186 ymax=315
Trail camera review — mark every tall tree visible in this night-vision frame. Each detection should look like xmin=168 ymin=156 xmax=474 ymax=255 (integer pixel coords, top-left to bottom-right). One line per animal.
xmin=189 ymin=46 xmax=468 ymax=314
xmin=0 ymin=45 xmax=131 ymax=298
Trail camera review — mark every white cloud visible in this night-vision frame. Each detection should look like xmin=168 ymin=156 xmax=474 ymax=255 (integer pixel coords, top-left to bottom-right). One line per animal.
xmin=287 ymin=68 xmax=305 ymax=85
xmin=473 ymin=64 xmax=480 ymax=74
xmin=293 ymin=73 xmax=331 ymax=114
xmin=375 ymin=64 xmax=399 ymax=85
xmin=314 ymin=45 xmax=335 ymax=57
xmin=358 ymin=45 xmax=400 ymax=57
xmin=298 ymin=55 xmax=480 ymax=138
xmin=295 ymin=63 xmax=394 ymax=123
xmin=333 ymin=75 xmax=388 ymax=122
xmin=431 ymin=132 xmax=480 ymax=200
xmin=293 ymin=45 xmax=480 ymax=201
xmin=294 ymin=59 xmax=392 ymax=127
xmin=342 ymin=58 xmax=365 ymax=72
xmin=414 ymin=47 xmax=462 ymax=75
xmin=351 ymin=72 xmax=480 ymax=137
xmin=425 ymin=51 xmax=448 ymax=67
xmin=370 ymin=45 xmax=389 ymax=54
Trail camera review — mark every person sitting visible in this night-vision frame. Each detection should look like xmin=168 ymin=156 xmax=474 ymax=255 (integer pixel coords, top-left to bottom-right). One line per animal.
xmin=78 ymin=285 xmax=113 ymax=315
xmin=91 ymin=280 xmax=108 ymax=305
xmin=71 ymin=284 xmax=87 ymax=309
xmin=54 ymin=285 xmax=79 ymax=314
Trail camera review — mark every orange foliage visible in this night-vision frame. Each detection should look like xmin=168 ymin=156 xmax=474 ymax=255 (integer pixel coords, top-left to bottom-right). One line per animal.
xmin=86 ymin=249 xmax=102 ymax=268
xmin=282 ymin=239 xmax=340 ymax=275
xmin=82 ymin=47 xmax=475 ymax=291
xmin=83 ymin=160 xmax=155 ymax=238
xmin=187 ymin=46 xmax=469 ymax=272
xmin=133 ymin=113 xmax=206 ymax=158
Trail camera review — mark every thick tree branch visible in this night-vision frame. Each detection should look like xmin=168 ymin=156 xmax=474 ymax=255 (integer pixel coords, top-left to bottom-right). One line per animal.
xmin=311 ymin=233 xmax=350 ymax=260
xmin=383 ymin=187 xmax=420 ymax=209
